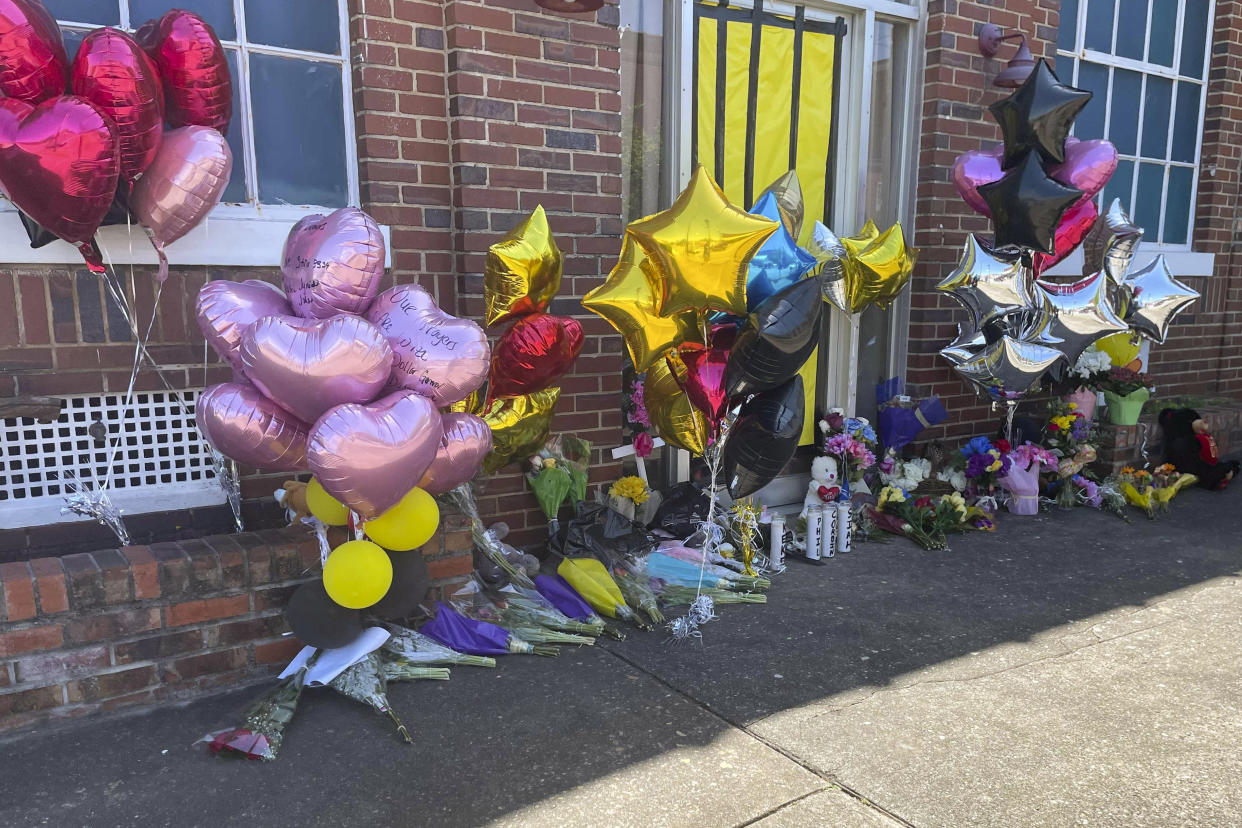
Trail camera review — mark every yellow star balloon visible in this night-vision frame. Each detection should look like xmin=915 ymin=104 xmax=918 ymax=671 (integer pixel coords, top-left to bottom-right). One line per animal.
xmin=582 ymin=233 xmax=704 ymax=372
xmin=627 ymin=165 xmax=778 ymax=317
xmin=445 ymin=385 xmax=486 ymax=416
xmin=644 ymin=353 xmax=710 ymax=456
xmin=838 ymin=220 xmax=916 ymax=314
xmin=484 ymin=205 xmax=563 ymax=327
xmin=480 ymin=387 xmax=560 ymax=473
xmin=755 ymin=170 xmax=805 ymax=241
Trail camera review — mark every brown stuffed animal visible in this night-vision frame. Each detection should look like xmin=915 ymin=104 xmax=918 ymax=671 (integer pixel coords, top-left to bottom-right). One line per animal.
xmin=275 ymin=480 xmax=311 ymax=521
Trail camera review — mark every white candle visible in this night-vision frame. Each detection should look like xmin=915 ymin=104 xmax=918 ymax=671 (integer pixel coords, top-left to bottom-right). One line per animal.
xmin=804 ymin=507 xmax=822 ymax=561
xmin=820 ymin=504 xmax=837 ymax=559
xmin=770 ymin=514 xmax=785 ymax=569
xmin=836 ymin=501 xmax=852 ymax=554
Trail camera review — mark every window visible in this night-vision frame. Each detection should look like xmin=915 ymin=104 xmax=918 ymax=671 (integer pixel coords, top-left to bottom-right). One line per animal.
xmin=48 ymin=0 xmax=355 ymax=210
xmin=1055 ymin=0 xmax=1212 ymax=247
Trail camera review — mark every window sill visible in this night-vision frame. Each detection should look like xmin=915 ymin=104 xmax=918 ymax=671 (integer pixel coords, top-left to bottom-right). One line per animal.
xmin=1041 ymin=246 xmax=1215 ymax=279
xmin=0 ymin=208 xmax=391 ymax=269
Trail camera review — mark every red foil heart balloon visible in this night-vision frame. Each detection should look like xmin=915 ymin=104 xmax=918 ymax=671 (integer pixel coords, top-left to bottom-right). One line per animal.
xmin=0 ymin=0 xmax=69 ymax=104
xmin=0 ymin=96 xmax=119 ymax=270
xmin=307 ymin=391 xmax=444 ymax=519
xmin=418 ymin=412 xmax=493 ymax=495
xmin=70 ymin=28 xmax=164 ymax=185
xmin=1031 ymin=199 xmax=1099 ymax=275
xmin=240 ymin=314 xmax=395 ymax=425
xmin=673 ymin=345 xmax=730 ymax=431
xmin=196 ymin=381 xmax=310 ymax=471
xmin=366 ymin=284 xmax=490 ymax=407
xmin=196 ymin=279 xmax=293 ymax=371
xmin=136 ymin=9 xmax=231 ymax=135
xmin=488 ymin=313 xmax=584 ymax=399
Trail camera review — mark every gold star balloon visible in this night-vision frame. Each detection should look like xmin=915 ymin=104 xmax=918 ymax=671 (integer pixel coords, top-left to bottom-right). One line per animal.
xmin=627 ymin=165 xmax=778 ymax=318
xmin=755 ymin=170 xmax=805 ymax=241
xmin=446 ymin=384 xmax=486 ymax=417
xmin=582 ymin=233 xmax=704 ymax=372
xmin=644 ymin=353 xmax=710 ymax=456
xmin=838 ymin=220 xmax=916 ymax=313
xmin=480 ymin=387 xmax=561 ymax=473
xmin=484 ymin=205 xmax=563 ymax=327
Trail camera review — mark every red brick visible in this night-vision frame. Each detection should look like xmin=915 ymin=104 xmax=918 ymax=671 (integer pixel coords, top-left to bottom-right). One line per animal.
xmin=15 ymin=646 xmax=109 ymax=682
xmin=0 ymin=624 xmax=64 ymax=657
xmin=0 ymin=685 xmax=62 ymax=717
xmin=113 ymin=630 xmax=203 ymax=665
xmin=66 ymin=666 xmax=157 ymax=703
xmin=255 ymin=638 xmax=303 ymax=665
xmin=28 ymin=557 xmax=68 ymax=615
xmin=165 ymin=595 xmax=251 ymax=628
xmin=64 ymin=609 xmax=160 ymax=645
xmin=0 ymin=562 xmax=35 ymax=622
xmin=167 ymin=648 xmax=247 ymax=682
xmin=122 ymin=546 xmax=160 ymax=599
xmin=427 ymin=554 xmax=473 ymax=580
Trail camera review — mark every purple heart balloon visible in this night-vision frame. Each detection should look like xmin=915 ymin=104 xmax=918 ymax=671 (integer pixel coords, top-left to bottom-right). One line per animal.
xmin=307 ymin=390 xmax=443 ymax=519
xmin=239 ymin=314 xmax=394 ymax=425
xmin=282 ymin=207 xmax=386 ymax=319
xmin=951 ymin=149 xmax=1002 ymax=216
xmin=418 ymin=412 xmax=493 ymax=495
xmin=196 ymin=382 xmax=309 ymax=470
xmin=365 ymin=283 xmax=490 ymax=407
xmin=954 ymin=138 xmax=1117 ymax=218
xmin=196 ymin=279 xmax=292 ymax=371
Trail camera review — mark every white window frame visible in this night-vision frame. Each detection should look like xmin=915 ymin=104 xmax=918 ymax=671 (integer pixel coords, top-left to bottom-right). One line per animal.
xmin=1048 ymin=0 xmax=1216 ymax=278
xmin=0 ymin=0 xmax=369 ymax=268
xmin=664 ymin=0 xmax=923 ymax=497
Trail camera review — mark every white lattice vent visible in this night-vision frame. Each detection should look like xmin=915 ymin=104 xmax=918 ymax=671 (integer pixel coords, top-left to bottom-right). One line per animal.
xmin=0 ymin=389 xmax=225 ymax=529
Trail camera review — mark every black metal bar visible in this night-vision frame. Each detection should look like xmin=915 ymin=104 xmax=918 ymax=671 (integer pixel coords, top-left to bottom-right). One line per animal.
xmin=743 ymin=0 xmax=763 ymax=208
xmin=693 ymin=1 xmax=844 ymax=37
xmin=788 ymin=6 xmax=804 ymax=172
xmin=824 ymin=15 xmax=845 ymax=225
xmin=713 ymin=0 xmax=729 ymax=186
xmin=691 ymin=8 xmax=701 ymax=167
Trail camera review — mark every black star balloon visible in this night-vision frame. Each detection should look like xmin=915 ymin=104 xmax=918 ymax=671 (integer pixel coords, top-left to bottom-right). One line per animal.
xmin=988 ymin=59 xmax=1092 ymax=168
xmin=978 ymin=151 xmax=1082 ymax=255
xmin=723 ymin=374 xmax=805 ymax=498
xmin=724 ymin=276 xmax=822 ymax=399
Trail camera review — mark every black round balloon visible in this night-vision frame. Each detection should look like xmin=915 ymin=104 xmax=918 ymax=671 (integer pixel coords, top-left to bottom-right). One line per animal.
xmin=369 ymin=550 xmax=431 ymax=620
xmin=725 ymin=276 xmax=822 ymax=399
xmin=723 ymin=374 xmax=805 ymax=498
xmin=284 ymin=581 xmax=364 ymax=649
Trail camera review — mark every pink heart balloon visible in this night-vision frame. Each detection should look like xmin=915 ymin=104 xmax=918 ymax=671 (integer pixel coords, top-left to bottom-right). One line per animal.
xmin=283 ymin=207 xmax=386 ymax=319
xmin=196 ymin=280 xmax=292 ymax=371
xmin=130 ymin=125 xmax=232 ymax=276
xmin=196 ymin=382 xmax=309 ymax=471
xmin=954 ymin=138 xmax=1117 ymax=218
xmin=365 ymin=284 xmax=490 ymax=407
xmin=418 ymin=412 xmax=493 ymax=495
xmin=1031 ymin=198 xmax=1099 ymax=275
xmin=307 ymin=391 xmax=443 ymax=519
xmin=240 ymin=314 xmax=394 ymax=425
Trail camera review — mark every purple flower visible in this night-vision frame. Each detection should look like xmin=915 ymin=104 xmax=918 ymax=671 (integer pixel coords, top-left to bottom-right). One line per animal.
xmin=965 ymin=453 xmax=991 ymax=478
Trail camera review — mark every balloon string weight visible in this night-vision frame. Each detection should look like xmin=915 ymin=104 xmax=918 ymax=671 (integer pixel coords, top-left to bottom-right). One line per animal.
xmin=1004 ymin=400 xmax=1017 ymax=445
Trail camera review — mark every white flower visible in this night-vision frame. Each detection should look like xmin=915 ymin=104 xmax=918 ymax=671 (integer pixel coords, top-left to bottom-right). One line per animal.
xmin=828 ymin=407 xmax=845 ymax=416
xmin=817 ymin=419 xmax=829 ymax=433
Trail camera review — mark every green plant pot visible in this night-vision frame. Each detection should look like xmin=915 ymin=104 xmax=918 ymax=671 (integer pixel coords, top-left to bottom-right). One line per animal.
xmin=1103 ymin=387 xmax=1150 ymax=426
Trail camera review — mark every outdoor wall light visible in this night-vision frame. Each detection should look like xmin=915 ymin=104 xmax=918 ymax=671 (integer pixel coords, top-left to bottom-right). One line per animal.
xmin=534 ymin=0 xmax=605 ymax=12
xmin=978 ymin=23 xmax=1036 ymax=88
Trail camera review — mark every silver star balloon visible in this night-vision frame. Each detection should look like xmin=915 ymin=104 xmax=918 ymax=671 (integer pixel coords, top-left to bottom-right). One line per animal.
xmin=756 ymin=170 xmax=805 ymax=241
xmin=940 ymin=323 xmax=987 ymax=365
xmin=1082 ymin=198 xmax=1143 ymax=285
xmin=937 ymin=234 xmax=1033 ymax=330
xmin=951 ymin=335 xmax=1065 ymax=400
xmin=1120 ymin=255 xmax=1200 ymax=343
xmin=1029 ymin=270 xmax=1129 ymax=364
xmin=807 ymin=220 xmax=849 ymax=312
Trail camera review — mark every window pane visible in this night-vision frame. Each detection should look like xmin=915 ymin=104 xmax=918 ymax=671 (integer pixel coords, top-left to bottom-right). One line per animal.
xmin=1109 ymin=68 xmax=1141 ymax=155
xmin=1140 ymin=75 xmax=1172 ymax=159
xmin=245 ymin=0 xmax=340 ymax=54
xmin=1171 ymin=82 xmax=1201 ymax=163
xmin=1132 ymin=162 xmax=1165 ymax=238
xmin=61 ymin=27 xmax=87 ymax=58
xmin=1101 ymin=158 xmax=1134 ymax=210
xmin=1055 ymin=55 xmax=1075 ymax=89
xmin=1084 ymin=0 xmax=1115 ymax=52
xmin=221 ymin=50 xmax=247 ymax=204
xmin=1057 ymin=0 xmax=1080 ymax=52
xmin=1148 ymin=0 xmax=1177 ymax=67
xmin=1115 ymin=1 xmax=1147 ymax=60
xmin=1162 ymin=166 xmax=1193 ymax=245
xmin=621 ymin=0 xmax=666 ymax=223
xmin=250 ymin=54 xmax=347 ymax=206
xmin=44 ymin=0 xmax=118 ymax=25
xmin=1075 ymin=61 xmax=1109 ymax=140
xmin=1179 ymin=0 xmax=1210 ymax=77
xmin=130 ymin=0 xmax=236 ymax=41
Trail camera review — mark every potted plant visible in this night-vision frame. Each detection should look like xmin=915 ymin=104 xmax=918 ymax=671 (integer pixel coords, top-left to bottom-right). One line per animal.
xmin=1098 ymin=367 xmax=1151 ymax=426
xmin=1065 ymin=346 xmax=1111 ymax=421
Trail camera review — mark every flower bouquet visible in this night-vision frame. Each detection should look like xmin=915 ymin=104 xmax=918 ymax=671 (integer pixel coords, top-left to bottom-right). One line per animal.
xmin=1152 ymin=463 xmax=1198 ymax=510
xmin=875 ymin=377 xmax=948 ymax=454
xmin=526 ymin=454 xmax=574 ymax=530
xmin=1117 ymin=466 xmax=1156 ymax=519
xmin=382 ymin=624 xmax=498 ymax=668
xmin=197 ymin=663 xmax=311 ymax=760
xmin=1000 ymin=443 xmax=1058 ymax=515
xmin=421 ymin=602 xmax=560 ymax=657
xmin=607 ymin=475 xmax=651 ymax=523
xmin=878 ymin=454 xmax=932 ymax=494
xmin=955 ymin=436 xmax=1011 ymax=508
xmin=534 ymin=573 xmax=613 ymax=630
xmin=868 ymin=487 xmax=971 ymax=550
xmin=819 ymin=408 xmax=878 ymax=496
xmin=495 ymin=582 xmax=606 ymax=636
xmin=556 ymin=556 xmax=639 ymax=624
xmin=1099 ymin=368 xmax=1151 ymax=426
xmin=328 ymin=652 xmax=413 ymax=744
xmin=1043 ymin=401 xmax=1098 ymax=507
xmin=449 ymin=580 xmax=595 ymax=647
xmin=1065 ymin=346 xmax=1111 ymax=420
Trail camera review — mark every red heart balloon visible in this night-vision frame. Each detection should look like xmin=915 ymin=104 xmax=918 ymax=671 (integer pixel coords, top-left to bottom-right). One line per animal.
xmin=674 ymin=345 xmax=730 ymax=431
xmin=71 ymin=28 xmax=165 ymax=185
xmin=0 ymin=96 xmax=119 ymax=268
xmin=488 ymin=313 xmax=583 ymax=399
xmin=136 ymin=9 xmax=232 ymax=135
xmin=1031 ymin=198 xmax=1099 ymax=275
xmin=0 ymin=0 xmax=69 ymax=104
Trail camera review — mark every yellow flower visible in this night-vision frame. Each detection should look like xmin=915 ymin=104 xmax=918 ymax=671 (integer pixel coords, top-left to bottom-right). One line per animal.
xmin=986 ymin=459 xmax=1002 ymax=473
xmin=1120 ymin=466 xmax=1136 ymax=475
xmin=878 ymin=486 xmax=905 ymax=510
xmin=941 ymin=492 xmax=967 ymax=519
xmin=542 ymin=457 xmax=557 ymax=469
xmin=1067 ymin=402 xmax=1078 ymax=410
xmin=609 ymin=475 xmax=649 ymax=505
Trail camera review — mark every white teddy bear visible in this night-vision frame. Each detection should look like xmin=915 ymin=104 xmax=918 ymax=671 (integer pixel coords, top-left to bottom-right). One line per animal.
xmin=801 ymin=455 xmax=842 ymax=518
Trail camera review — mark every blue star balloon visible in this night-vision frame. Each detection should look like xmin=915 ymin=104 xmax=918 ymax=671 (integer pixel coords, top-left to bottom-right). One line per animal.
xmin=744 ymin=192 xmax=816 ymax=310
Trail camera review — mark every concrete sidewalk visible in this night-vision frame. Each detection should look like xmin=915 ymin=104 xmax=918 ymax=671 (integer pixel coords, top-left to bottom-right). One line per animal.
xmin=2 ymin=483 xmax=1240 ymax=827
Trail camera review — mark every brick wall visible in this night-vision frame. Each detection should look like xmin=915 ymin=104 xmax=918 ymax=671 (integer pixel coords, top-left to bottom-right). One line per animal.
xmin=0 ymin=516 xmax=473 ymax=734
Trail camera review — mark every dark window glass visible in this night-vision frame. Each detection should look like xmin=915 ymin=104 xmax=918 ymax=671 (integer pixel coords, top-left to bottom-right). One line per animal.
xmin=1162 ymin=166 xmax=1193 ymax=244
xmin=221 ymin=49 xmax=248 ymax=204
xmin=1075 ymin=61 xmax=1109 ymax=140
xmin=129 ymin=0 xmax=236 ymax=41
xmin=1132 ymin=162 xmax=1165 ymax=236
xmin=1055 ymin=55 xmax=1076 ymax=90
xmin=1084 ymin=0 xmax=1115 ymax=52
xmin=45 ymin=0 xmax=118 ymax=25
xmin=1148 ymin=0 xmax=1178 ymax=67
xmin=1109 ymin=68 xmax=1142 ymax=155
xmin=1170 ymin=82 xmax=1201 ymax=163
xmin=244 ymin=0 xmax=340 ymax=54
xmin=1101 ymin=159 xmax=1134 ymax=212
xmin=1058 ymin=0 xmax=1080 ymax=52
xmin=1179 ymin=0 xmax=1210 ymax=76
xmin=1115 ymin=2 xmax=1147 ymax=60
xmin=61 ymin=27 xmax=87 ymax=59
xmin=1140 ymin=75 xmax=1172 ymax=159
xmin=250 ymin=54 xmax=348 ymax=206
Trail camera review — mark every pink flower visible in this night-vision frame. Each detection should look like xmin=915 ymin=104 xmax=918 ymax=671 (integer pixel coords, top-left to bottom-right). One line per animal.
xmin=633 ymin=432 xmax=654 ymax=459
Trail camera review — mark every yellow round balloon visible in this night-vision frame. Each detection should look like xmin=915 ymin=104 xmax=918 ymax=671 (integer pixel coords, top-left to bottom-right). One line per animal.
xmin=306 ymin=477 xmax=349 ymax=526
xmin=1096 ymin=331 xmax=1141 ymax=368
xmin=322 ymin=540 xmax=392 ymax=609
xmin=364 ymin=487 xmax=440 ymax=551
